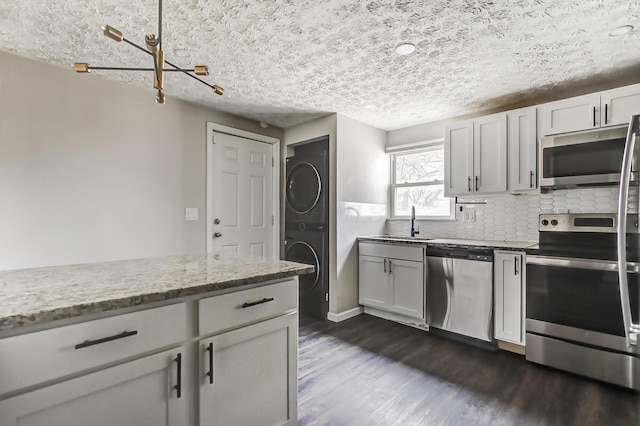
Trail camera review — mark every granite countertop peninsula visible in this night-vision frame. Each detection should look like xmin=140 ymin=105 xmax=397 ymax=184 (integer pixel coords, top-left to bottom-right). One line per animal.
xmin=0 ymin=254 xmax=314 ymax=331
xmin=359 ymin=235 xmax=537 ymax=250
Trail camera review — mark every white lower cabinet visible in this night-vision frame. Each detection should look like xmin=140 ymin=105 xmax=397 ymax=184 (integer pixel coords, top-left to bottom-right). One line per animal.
xmin=358 ymin=242 xmax=425 ymax=320
xmin=199 ymin=312 xmax=298 ymax=426
xmin=494 ymin=251 xmax=525 ymax=345
xmin=0 ymin=347 xmax=187 ymax=426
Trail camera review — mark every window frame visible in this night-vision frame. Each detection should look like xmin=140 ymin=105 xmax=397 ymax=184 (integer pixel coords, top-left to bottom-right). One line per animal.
xmin=390 ymin=144 xmax=455 ymax=220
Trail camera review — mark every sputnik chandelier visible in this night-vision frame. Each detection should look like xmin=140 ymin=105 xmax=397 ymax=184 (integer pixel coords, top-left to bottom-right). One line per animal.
xmin=73 ymin=0 xmax=223 ymax=104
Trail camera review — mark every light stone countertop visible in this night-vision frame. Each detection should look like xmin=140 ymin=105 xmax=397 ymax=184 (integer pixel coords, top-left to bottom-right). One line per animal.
xmin=359 ymin=236 xmax=537 ymax=250
xmin=0 ymin=254 xmax=314 ymax=331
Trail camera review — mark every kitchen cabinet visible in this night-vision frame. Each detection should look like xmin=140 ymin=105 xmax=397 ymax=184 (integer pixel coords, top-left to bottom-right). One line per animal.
xmin=198 ymin=280 xmax=298 ymax=426
xmin=508 ymin=107 xmax=537 ymax=192
xmin=358 ymin=242 xmax=425 ymax=320
xmin=199 ymin=312 xmax=297 ymax=426
xmin=494 ymin=251 xmax=525 ymax=346
xmin=444 ymin=112 xmax=507 ymax=196
xmin=0 ymin=346 xmax=187 ymax=426
xmin=539 ymin=83 xmax=640 ymax=136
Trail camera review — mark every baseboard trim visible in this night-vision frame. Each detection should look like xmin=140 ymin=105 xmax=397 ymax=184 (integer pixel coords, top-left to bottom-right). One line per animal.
xmin=327 ymin=306 xmax=363 ymax=322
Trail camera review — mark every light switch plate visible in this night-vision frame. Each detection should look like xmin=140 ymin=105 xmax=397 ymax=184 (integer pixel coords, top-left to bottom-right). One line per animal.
xmin=185 ymin=208 xmax=199 ymax=221
xmin=463 ymin=207 xmax=475 ymax=222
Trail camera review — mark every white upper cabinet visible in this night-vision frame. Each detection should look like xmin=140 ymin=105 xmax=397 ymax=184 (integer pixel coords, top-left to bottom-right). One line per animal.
xmin=600 ymin=83 xmax=640 ymax=127
xmin=445 ymin=114 xmax=507 ymax=196
xmin=474 ymin=113 xmax=508 ymax=194
xmin=508 ymin=107 xmax=537 ymax=192
xmin=539 ymin=84 xmax=640 ymax=136
xmin=444 ymin=119 xmax=474 ymax=196
xmin=539 ymin=93 xmax=600 ymax=136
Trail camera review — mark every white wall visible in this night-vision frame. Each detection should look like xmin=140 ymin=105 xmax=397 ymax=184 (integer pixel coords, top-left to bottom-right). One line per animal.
xmin=0 ymin=51 xmax=283 ymax=270
xmin=335 ymin=114 xmax=387 ymax=314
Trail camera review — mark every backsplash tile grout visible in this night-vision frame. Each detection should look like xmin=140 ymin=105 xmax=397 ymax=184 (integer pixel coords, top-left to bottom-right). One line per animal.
xmin=387 ymin=186 xmax=639 ymax=242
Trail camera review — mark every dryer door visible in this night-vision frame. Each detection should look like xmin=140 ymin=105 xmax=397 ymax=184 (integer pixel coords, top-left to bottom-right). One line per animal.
xmin=285 ymin=238 xmax=327 ymax=319
xmin=286 ymin=162 xmax=321 ymax=214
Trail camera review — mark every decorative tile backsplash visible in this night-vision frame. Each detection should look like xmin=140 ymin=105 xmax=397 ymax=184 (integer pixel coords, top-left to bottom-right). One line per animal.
xmin=387 ymin=186 xmax=639 ymax=242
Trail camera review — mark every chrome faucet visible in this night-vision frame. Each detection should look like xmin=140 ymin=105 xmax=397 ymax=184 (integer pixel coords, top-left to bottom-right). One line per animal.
xmin=411 ymin=206 xmax=420 ymax=237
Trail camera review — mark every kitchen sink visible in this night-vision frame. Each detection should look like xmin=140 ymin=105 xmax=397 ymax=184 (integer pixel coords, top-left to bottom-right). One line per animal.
xmin=364 ymin=235 xmax=431 ymax=241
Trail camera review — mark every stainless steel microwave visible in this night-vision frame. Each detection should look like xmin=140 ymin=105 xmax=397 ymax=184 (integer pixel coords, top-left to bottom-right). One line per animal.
xmin=539 ymin=125 xmax=637 ymax=190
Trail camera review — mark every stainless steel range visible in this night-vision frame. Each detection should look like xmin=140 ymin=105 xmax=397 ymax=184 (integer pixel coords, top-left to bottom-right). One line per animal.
xmin=526 ymin=212 xmax=640 ymax=389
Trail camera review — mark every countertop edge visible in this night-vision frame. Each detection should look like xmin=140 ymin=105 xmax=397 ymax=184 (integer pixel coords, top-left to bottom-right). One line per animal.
xmin=0 ymin=265 xmax=313 ymax=332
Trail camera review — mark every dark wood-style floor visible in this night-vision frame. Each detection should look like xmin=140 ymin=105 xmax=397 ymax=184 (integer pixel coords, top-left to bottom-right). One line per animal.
xmin=298 ymin=314 xmax=639 ymax=426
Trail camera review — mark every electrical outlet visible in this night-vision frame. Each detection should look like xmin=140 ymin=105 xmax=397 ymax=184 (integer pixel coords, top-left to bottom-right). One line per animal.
xmin=463 ymin=207 xmax=476 ymax=222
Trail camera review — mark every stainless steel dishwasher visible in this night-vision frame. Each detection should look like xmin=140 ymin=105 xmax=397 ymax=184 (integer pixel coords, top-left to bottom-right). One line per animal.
xmin=426 ymin=246 xmax=494 ymax=342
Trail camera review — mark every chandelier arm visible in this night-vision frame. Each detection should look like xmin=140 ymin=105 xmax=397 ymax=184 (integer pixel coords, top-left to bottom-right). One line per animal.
xmin=122 ymin=38 xmax=153 ymax=57
xmin=163 ymin=58 xmax=217 ymax=90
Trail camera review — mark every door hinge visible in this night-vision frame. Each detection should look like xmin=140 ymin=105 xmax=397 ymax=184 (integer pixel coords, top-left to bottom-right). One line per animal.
xmin=272 ymin=157 xmax=274 ymax=167
xmin=271 ymin=215 xmax=274 ymax=225
xmin=325 ymin=293 xmax=329 ymax=302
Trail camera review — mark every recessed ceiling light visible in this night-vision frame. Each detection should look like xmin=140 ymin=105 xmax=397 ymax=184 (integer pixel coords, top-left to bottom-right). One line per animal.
xmin=395 ymin=43 xmax=416 ymax=55
xmin=608 ymin=25 xmax=633 ymax=37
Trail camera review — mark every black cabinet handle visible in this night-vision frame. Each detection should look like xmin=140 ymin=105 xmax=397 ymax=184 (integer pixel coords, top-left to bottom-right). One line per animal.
xmin=75 ymin=330 xmax=138 ymax=350
xmin=241 ymin=297 xmax=274 ymax=308
xmin=467 ymin=176 xmax=471 ymax=192
xmin=174 ymin=353 xmax=182 ymax=399
xmin=593 ymin=106 xmax=596 ymax=127
xmin=475 ymin=176 xmax=479 ymax=192
xmin=605 ymin=103 xmax=608 ymax=125
xmin=383 ymin=258 xmax=387 ymax=273
xmin=514 ymin=256 xmax=519 ymax=275
xmin=206 ymin=343 xmax=214 ymax=384
xmin=389 ymin=261 xmax=393 ymax=274
xmin=530 ymin=171 xmax=534 ymax=188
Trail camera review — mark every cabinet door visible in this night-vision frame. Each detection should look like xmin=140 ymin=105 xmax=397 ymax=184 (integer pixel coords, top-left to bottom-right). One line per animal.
xmin=600 ymin=84 xmax=640 ymax=127
xmin=389 ymin=259 xmax=424 ymax=319
xmin=539 ymin=93 xmax=600 ymax=136
xmin=200 ymin=312 xmax=297 ymax=426
xmin=494 ymin=252 xmax=524 ymax=344
xmin=0 ymin=347 xmax=187 ymax=426
xmin=508 ymin=107 xmax=537 ymax=192
xmin=474 ymin=113 xmax=507 ymax=193
xmin=444 ymin=120 xmax=474 ymax=196
xmin=359 ymin=255 xmax=390 ymax=309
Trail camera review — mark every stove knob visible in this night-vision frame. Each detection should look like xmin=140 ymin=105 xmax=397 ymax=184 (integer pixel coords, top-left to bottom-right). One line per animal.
xmin=551 ymin=219 xmax=559 ymax=226
xmin=541 ymin=219 xmax=549 ymax=226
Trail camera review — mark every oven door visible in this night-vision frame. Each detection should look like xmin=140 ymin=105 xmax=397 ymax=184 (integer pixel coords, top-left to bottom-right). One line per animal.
xmin=526 ymin=255 xmax=640 ymax=354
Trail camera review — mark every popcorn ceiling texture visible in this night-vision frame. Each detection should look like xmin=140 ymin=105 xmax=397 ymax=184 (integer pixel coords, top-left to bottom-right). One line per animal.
xmin=0 ymin=1 xmax=639 ymax=130
xmin=387 ymin=187 xmax=640 ymax=242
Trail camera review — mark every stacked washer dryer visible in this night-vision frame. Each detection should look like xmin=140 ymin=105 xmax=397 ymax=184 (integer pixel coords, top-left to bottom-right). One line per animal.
xmin=284 ymin=136 xmax=329 ymax=319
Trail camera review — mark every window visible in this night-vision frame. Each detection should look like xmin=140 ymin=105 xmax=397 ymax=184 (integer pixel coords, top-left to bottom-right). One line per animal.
xmin=391 ymin=144 xmax=454 ymax=219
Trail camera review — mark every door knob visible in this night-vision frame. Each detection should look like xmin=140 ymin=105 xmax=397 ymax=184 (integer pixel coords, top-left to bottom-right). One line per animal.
xmin=213 ymin=232 xmax=222 ymax=238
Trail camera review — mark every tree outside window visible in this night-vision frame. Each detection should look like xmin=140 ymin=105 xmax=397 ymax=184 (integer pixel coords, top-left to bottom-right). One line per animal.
xmin=391 ymin=145 xmax=453 ymax=218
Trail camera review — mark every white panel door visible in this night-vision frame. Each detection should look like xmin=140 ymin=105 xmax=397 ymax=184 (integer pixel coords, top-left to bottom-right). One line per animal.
xmin=210 ymin=132 xmax=273 ymax=258
xmin=389 ymin=259 xmax=424 ymax=319
xmin=494 ymin=252 xmax=524 ymax=344
xmin=444 ymin=120 xmax=474 ymax=196
xmin=474 ymin=112 xmax=507 ymax=194
xmin=199 ymin=312 xmax=297 ymax=426
xmin=508 ymin=107 xmax=537 ymax=192
xmin=600 ymin=84 xmax=640 ymax=127
xmin=0 ymin=347 xmax=187 ymax=426
xmin=358 ymin=255 xmax=390 ymax=309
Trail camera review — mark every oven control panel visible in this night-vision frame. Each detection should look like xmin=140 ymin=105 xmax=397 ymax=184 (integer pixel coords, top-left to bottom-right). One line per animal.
xmin=539 ymin=213 xmax=626 ymax=233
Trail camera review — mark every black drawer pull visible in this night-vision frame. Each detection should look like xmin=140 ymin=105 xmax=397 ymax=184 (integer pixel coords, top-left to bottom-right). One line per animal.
xmin=206 ymin=343 xmax=214 ymax=384
xmin=75 ymin=330 xmax=138 ymax=350
xmin=174 ymin=353 xmax=182 ymax=399
xmin=241 ymin=297 xmax=275 ymax=308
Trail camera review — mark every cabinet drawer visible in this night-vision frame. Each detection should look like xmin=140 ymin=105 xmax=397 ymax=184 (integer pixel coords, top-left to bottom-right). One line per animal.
xmin=359 ymin=242 xmax=425 ymax=262
xmin=0 ymin=302 xmax=187 ymax=397
xmin=199 ymin=279 xmax=297 ymax=336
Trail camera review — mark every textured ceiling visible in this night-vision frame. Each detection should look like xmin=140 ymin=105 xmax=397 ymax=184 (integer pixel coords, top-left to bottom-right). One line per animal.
xmin=1 ymin=1 xmax=639 ymax=130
